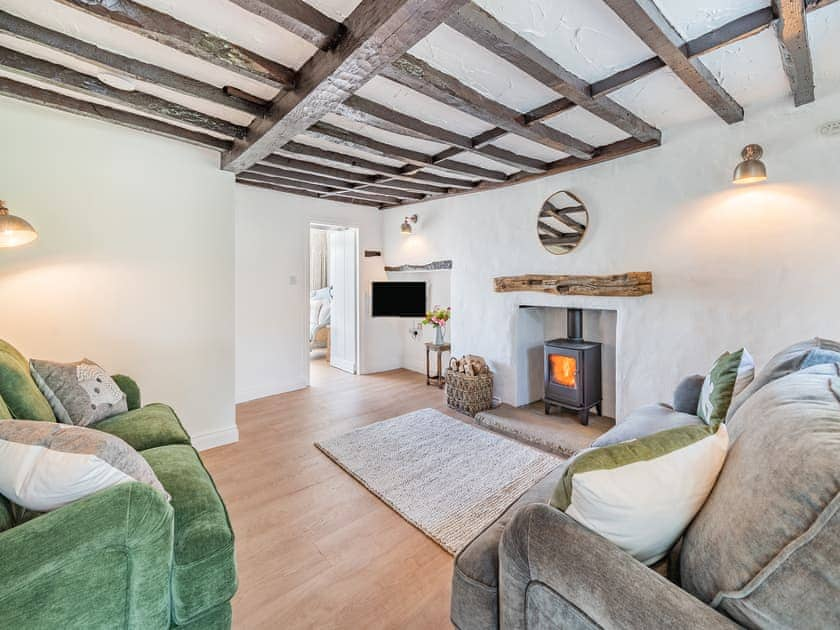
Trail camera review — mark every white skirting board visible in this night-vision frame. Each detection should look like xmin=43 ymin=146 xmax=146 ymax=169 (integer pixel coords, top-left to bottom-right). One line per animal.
xmin=191 ymin=425 xmax=239 ymax=452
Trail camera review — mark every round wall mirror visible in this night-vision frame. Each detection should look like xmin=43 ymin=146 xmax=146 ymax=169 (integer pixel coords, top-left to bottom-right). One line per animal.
xmin=538 ymin=190 xmax=588 ymax=255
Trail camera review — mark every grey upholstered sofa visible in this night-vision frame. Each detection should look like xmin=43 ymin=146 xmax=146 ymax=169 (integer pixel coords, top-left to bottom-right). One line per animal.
xmin=451 ymin=338 xmax=840 ymax=629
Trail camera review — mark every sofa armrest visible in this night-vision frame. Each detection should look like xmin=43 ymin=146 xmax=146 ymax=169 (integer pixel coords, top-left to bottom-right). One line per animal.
xmin=673 ymin=374 xmax=705 ymax=414
xmin=0 ymin=482 xmax=173 ymax=628
xmin=499 ymin=503 xmax=738 ymax=630
xmin=113 ymin=373 xmax=142 ymax=410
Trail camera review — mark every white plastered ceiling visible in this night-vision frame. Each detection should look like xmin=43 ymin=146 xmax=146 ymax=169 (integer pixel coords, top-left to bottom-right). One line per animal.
xmin=0 ymin=0 xmax=838 ymax=174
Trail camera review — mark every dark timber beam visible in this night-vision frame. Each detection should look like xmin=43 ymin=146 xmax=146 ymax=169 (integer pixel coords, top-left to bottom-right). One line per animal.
xmin=398 ymin=137 xmax=660 ymax=207
xmin=279 ymin=142 xmax=477 ymax=189
xmin=247 ymin=164 xmax=426 ymax=200
xmin=338 ymin=95 xmax=548 ymax=172
xmin=0 ymin=77 xmax=231 ymax=151
xmin=56 ymin=0 xmax=296 ymax=89
xmin=222 ymin=0 xmax=469 ymax=173
xmin=447 ymin=3 xmax=660 ymax=142
xmin=382 ymin=55 xmax=594 ymax=158
xmin=773 ymin=0 xmax=815 ymax=106
xmin=601 ymin=0 xmax=744 ymax=124
xmin=305 ymin=121 xmax=509 ymax=181
xmin=0 ymin=47 xmax=246 ymax=138
xmin=0 ymin=11 xmax=265 ymax=117
xmin=227 ymin=0 xmax=344 ymax=50
xmin=236 ymin=178 xmax=386 ymax=207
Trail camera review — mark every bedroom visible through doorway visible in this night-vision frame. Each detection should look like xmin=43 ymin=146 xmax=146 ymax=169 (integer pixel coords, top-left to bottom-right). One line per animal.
xmin=309 ymin=223 xmax=358 ymax=378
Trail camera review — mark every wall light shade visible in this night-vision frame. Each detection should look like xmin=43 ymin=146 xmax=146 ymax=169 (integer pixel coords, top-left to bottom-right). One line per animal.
xmin=733 ymin=144 xmax=767 ymax=185
xmin=400 ymin=214 xmax=418 ymax=235
xmin=0 ymin=201 xmax=38 ymax=248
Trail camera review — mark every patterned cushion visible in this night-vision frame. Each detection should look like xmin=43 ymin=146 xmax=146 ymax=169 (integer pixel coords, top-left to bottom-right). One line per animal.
xmin=681 ymin=364 xmax=840 ymax=628
xmin=696 ymin=348 xmax=754 ymax=425
xmin=0 ymin=420 xmax=168 ymax=512
xmin=30 ymin=359 xmax=127 ymax=426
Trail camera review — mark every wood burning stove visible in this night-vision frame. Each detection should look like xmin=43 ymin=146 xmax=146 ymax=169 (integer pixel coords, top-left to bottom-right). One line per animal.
xmin=544 ymin=308 xmax=602 ymax=425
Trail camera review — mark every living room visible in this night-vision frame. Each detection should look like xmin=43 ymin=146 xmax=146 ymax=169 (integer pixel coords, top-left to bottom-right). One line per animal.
xmin=0 ymin=0 xmax=838 ymax=628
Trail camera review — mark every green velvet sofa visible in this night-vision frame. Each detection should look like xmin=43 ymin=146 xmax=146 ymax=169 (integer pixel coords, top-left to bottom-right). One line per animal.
xmin=0 ymin=339 xmax=237 ymax=629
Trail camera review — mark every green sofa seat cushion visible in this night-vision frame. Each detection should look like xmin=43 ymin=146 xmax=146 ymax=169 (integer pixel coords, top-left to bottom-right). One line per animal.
xmin=93 ymin=403 xmax=191 ymax=452
xmin=112 ymin=374 xmax=141 ymax=411
xmin=142 ymin=444 xmax=237 ymax=625
xmin=0 ymin=340 xmax=56 ymax=422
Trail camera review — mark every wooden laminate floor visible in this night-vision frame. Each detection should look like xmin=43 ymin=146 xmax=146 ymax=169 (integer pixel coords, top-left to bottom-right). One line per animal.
xmin=201 ymin=361 xmax=461 ymax=629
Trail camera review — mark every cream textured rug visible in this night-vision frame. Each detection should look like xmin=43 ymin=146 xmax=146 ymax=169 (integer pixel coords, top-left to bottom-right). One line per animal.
xmin=315 ymin=408 xmax=561 ymax=554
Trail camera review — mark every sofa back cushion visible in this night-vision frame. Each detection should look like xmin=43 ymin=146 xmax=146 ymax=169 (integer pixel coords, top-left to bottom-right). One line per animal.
xmin=725 ymin=337 xmax=840 ymax=422
xmin=0 ymin=340 xmax=55 ymax=422
xmin=680 ymin=364 xmax=840 ymax=628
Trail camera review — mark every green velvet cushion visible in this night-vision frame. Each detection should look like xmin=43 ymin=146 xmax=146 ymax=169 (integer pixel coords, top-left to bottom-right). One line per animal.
xmin=172 ymin=602 xmax=232 ymax=630
xmin=0 ymin=392 xmax=10 ymax=420
xmin=112 ymin=374 xmax=142 ymax=411
xmin=142 ymin=445 xmax=237 ymax=624
xmin=0 ymin=482 xmax=173 ymax=629
xmin=0 ymin=340 xmax=55 ymax=422
xmin=93 ymin=403 xmax=191 ymax=452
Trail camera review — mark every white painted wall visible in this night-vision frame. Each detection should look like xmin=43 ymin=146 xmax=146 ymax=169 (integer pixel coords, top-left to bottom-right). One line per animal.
xmin=235 ymin=184 xmax=397 ymax=403
xmin=393 ymin=269 xmax=452 ymax=375
xmin=381 ymin=90 xmax=840 ymax=421
xmin=0 ymin=98 xmax=236 ymax=449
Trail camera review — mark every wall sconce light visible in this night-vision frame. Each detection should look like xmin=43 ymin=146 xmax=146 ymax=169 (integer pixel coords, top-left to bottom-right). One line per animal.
xmin=733 ymin=144 xmax=767 ymax=185
xmin=400 ymin=214 xmax=418 ymax=235
xmin=0 ymin=200 xmax=38 ymax=248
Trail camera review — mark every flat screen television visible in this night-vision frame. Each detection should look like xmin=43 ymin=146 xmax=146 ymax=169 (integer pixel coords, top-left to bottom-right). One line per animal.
xmin=371 ymin=281 xmax=426 ymax=317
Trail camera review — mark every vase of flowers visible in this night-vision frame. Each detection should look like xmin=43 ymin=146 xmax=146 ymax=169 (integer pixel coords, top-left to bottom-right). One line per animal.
xmin=422 ymin=306 xmax=451 ymax=345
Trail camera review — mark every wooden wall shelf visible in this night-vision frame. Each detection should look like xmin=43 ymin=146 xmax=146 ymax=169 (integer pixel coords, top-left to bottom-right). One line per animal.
xmin=385 ymin=260 xmax=452 ymax=272
xmin=494 ymin=272 xmax=653 ymax=297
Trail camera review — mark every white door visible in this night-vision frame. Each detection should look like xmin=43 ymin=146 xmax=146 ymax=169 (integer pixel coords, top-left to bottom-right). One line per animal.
xmin=328 ymin=229 xmax=358 ymax=373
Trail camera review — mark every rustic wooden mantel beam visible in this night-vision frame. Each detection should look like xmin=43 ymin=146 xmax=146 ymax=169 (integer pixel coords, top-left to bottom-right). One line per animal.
xmin=56 ymin=0 xmax=296 ymax=89
xmin=773 ymin=0 xmax=815 ymax=106
xmin=222 ymin=0 xmax=468 ymax=173
xmin=494 ymin=272 xmax=653 ymax=297
xmin=601 ymin=0 xmax=744 ymax=124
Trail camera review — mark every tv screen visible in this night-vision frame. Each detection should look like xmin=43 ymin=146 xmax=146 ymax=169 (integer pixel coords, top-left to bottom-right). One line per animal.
xmin=371 ymin=282 xmax=426 ymax=317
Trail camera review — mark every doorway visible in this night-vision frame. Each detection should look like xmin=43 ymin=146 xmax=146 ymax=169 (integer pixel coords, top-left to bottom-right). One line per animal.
xmin=308 ymin=223 xmax=359 ymax=379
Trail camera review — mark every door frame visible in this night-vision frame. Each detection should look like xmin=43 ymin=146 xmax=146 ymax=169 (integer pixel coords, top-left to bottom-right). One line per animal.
xmin=304 ymin=220 xmax=361 ymax=386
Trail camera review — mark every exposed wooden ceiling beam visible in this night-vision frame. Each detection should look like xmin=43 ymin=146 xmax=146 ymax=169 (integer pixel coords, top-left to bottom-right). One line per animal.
xmin=221 ymin=0 xmax=468 ymax=173
xmin=0 ymin=10 xmax=266 ymax=117
xmin=338 ymin=95 xmax=547 ymax=172
xmin=305 ymin=121 xmax=509 ymax=181
xmin=0 ymin=46 xmax=246 ymax=139
xmin=236 ymin=177 xmax=386 ymax=207
xmin=397 ymin=137 xmax=659 ymax=207
xmin=260 ymin=154 xmax=451 ymax=195
xmin=0 ymin=76 xmax=231 ymax=151
xmin=601 ymin=0 xmax=743 ymax=124
xmin=56 ymin=0 xmax=296 ymax=90
xmin=328 ymin=189 xmax=403 ymax=205
xmin=227 ymin=0 xmax=344 ymax=50
xmin=247 ymin=164 xmax=427 ymax=200
xmin=381 ymin=54 xmax=595 ymax=158
xmin=447 ymin=3 xmax=660 ymax=142
xmin=279 ymin=141 xmax=477 ymax=189
xmin=773 ymin=0 xmax=815 ymax=106
xmin=240 ymin=170 xmax=338 ymax=194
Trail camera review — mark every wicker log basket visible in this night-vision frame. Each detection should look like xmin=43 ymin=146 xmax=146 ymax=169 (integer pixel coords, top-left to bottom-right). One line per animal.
xmin=445 ymin=355 xmax=493 ymax=416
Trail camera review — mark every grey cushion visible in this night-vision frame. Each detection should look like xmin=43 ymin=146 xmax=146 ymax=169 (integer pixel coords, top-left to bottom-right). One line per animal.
xmin=673 ymin=374 xmax=705 ymax=415
xmin=725 ymin=337 xmax=840 ymax=422
xmin=680 ymin=364 xmax=840 ymax=629
xmin=451 ymin=465 xmax=565 ymax=630
xmin=591 ymin=403 xmax=703 ymax=448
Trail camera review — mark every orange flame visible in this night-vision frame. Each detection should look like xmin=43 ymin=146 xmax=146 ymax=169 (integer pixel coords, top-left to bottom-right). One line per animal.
xmin=549 ymin=355 xmax=576 ymax=388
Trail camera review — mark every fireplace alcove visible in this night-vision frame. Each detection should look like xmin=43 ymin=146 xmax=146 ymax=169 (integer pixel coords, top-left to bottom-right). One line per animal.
xmin=515 ymin=305 xmax=617 ymax=422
